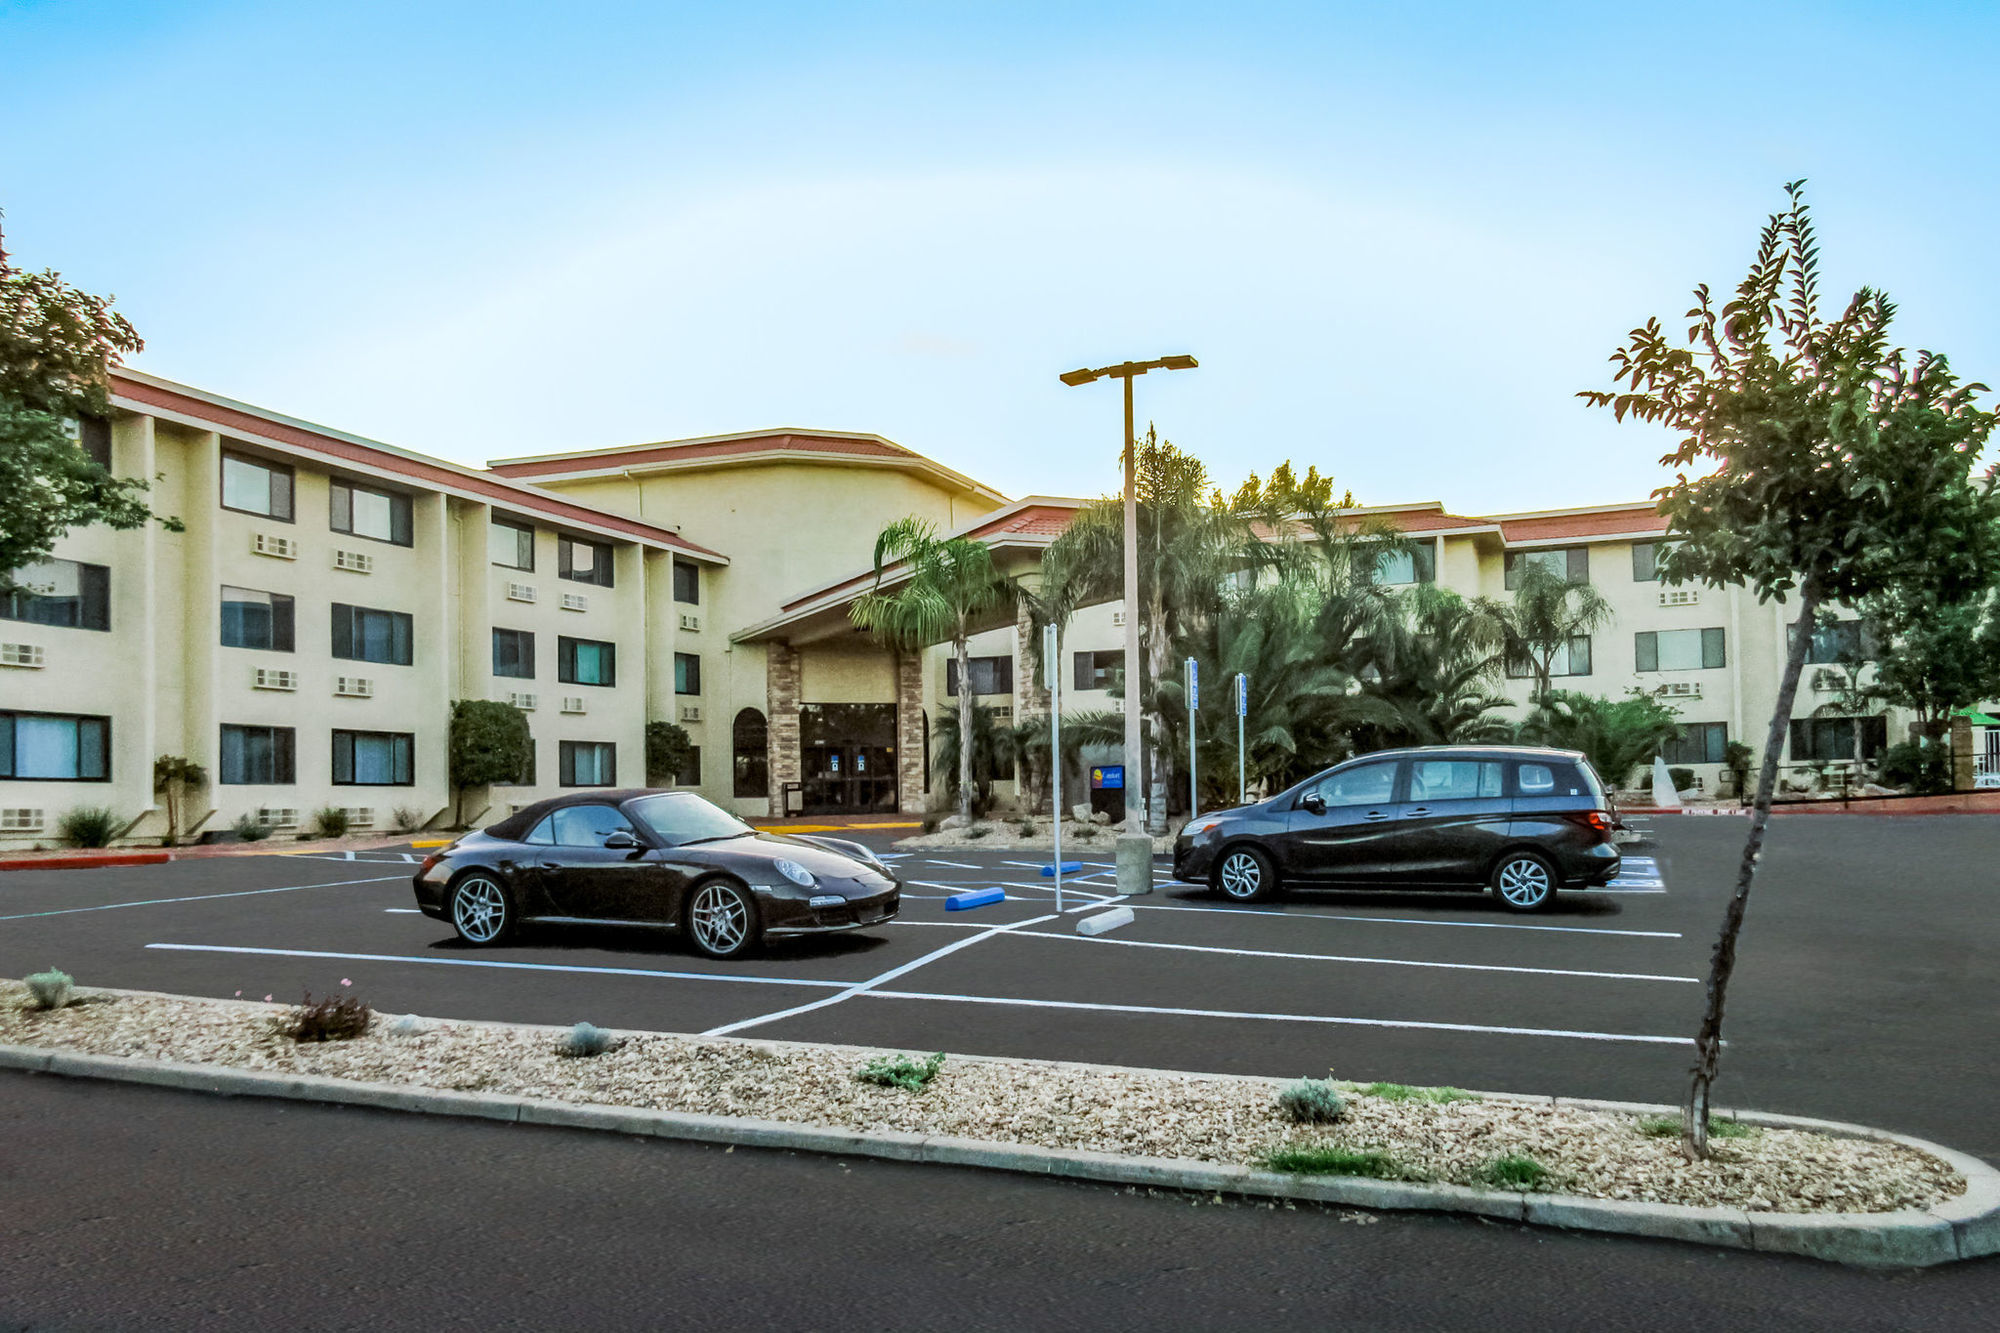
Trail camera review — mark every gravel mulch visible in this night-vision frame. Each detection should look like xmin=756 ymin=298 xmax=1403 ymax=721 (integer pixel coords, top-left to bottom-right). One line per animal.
xmin=0 ymin=981 xmax=1965 ymax=1215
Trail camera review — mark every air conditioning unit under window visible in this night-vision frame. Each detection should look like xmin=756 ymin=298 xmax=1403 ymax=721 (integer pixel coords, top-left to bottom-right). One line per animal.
xmin=1658 ymin=588 xmax=1699 ymax=607
xmin=1111 ymin=611 xmax=1125 ymax=628
xmin=253 ymin=667 xmax=299 ymax=691
xmin=678 ymin=613 xmax=700 ymax=632
xmin=341 ymin=807 xmax=375 ymax=830
xmin=335 ymin=676 xmax=375 ymax=698
xmin=258 ymin=807 xmax=300 ymax=830
xmin=332 ymin=549 xmax=373 ymax=573
xmin=561 ymin=696 xmax=586 ymax=714
xmin=0 ymin=643 xmax=45 ymax=668
xmin=560 ymin=592 xmax=588 ymax=612
xmin=1654 ymin=681 xmax=1701 ymax=699
xmin=252 ymin=533 xmax=297 ymax=560
xmin=679 ymin=704 xmax=702 ymax=723
xmin=0 ymin=808 xmax=46 ymax=834
xmin=506 ymin=582 xmax=537 ymax=603
xmin=1812 ymin=668 xmax=1848 ymax=692
xmin=507 ymin=691 xmax=538 ymax=711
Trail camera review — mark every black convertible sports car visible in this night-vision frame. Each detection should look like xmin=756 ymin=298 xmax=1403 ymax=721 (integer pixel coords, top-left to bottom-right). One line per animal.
xmin=411 ymin=789 xmax=900 ymax=959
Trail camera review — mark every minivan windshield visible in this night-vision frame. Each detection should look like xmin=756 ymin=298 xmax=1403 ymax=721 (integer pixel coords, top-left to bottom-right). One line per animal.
xmin=626 ymin=792 xmax=755 ymax=847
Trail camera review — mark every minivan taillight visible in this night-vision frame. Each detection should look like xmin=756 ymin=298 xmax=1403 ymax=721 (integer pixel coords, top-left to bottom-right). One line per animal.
xmin=1565 ymin=811 xmax=1616 ymax=834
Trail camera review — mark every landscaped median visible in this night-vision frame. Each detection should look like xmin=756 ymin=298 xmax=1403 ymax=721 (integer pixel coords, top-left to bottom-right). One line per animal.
xmin=2 ymin=980 xmax=1994 ymax=1268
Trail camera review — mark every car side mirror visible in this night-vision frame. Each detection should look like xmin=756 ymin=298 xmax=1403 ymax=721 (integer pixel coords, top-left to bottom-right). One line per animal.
xmin=602 ymin=830 xmax=639 ymax=850
xmin=1301 ymin=794 xmax=1326 ymax=816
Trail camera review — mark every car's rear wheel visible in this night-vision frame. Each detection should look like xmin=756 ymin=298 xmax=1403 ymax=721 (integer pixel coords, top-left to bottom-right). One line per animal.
xmin=686 ymin=879 xmax=761 ymax=959
xmin=1214 ymin=845 xmax=1279 ymax=903
xmin=1491 ymin=851 xmax=1558 ymax=913
xmin=449 ymin=873 xmax=515 ymax=945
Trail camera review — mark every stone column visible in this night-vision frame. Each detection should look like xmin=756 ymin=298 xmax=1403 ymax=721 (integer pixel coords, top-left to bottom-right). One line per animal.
xmin=1951 ymin=713 xmax=1976 ymax=792
xmin=1014 ymin=600 xmax=1049 ymax=719
xmin=766 ymin=640 xmax=802 ymax=815
xmin=896 ymin=650 xmax=926 ymax=813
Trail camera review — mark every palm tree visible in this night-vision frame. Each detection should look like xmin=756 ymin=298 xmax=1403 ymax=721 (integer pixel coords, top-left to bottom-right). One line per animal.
xmin=850 ymin=517 xmax=1011 ymax=822
xmin=1505 ymin=562 xmax=1612 ymax=701
xmin=1356 ymin=585 xmax=1515 ymax=750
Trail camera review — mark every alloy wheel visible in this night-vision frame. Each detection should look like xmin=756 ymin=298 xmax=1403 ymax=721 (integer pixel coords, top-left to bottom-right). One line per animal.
xmin=1496 ymin=856 xmax=1552 ymax=909
xmin=1218 ymin=851 xmax=1263 ymax=900
xmin=690 ymin=883 xmax=750 ymax=955
xmin=452 ymin=877 xmax=508 ymax=943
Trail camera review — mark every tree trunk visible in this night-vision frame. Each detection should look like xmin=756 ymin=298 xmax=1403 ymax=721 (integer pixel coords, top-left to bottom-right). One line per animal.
xmin=955 ymin=630 xmax=974 ymax=823
xmin=1684 ymin=579 xmax=1821 ymax=1159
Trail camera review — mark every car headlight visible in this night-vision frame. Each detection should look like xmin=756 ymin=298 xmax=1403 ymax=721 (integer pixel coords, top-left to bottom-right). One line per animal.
xmin=774 ymin=859 xmax=817 ymax=888
xmin=1183 ymin=817 xmax=1227 ymax=838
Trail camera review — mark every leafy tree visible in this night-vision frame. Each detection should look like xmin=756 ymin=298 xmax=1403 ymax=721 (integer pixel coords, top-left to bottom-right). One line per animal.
xmin=928 ymin=701 xmax=1015 ymax=816
xmin=1514 ymin=690 xmax=1682 ymax=789
xmin=1504 ymin=563 xmax=1612 ymax=701
xmin=1854 ymin=586 xmax=2000 ymax=744
xmin=152 ymin=754 xmax=207 ymax=846
xmin=1721 ymin=741 xmax=1754 ymax=804
xmin=850 ymin=517 xmax=1013 ymax=823
xmin=1582 ymin=181 xmax=2000 ymax=1157
xmin=0 ymin=218 xmax=176 ymax=588
xmin=645 ymin=720 xmax=694 ymax=786
xmin=447 ymin=700 xmax=532 ymax=827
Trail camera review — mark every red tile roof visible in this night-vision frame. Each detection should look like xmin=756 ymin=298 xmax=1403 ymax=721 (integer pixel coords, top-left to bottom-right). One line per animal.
xmin=1497 ymin=506 xmax=1669 ymax=542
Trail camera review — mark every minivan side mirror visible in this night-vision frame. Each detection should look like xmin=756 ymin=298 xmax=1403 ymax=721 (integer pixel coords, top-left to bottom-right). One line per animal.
xmin=602 ymin=830 xmax=639 ymax=850
xmin=1300 ymin=793 xmax=1327 ymax=816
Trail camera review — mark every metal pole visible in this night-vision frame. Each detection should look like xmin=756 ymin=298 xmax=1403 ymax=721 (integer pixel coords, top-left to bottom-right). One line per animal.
xmin=1186 ymin=656 xmax=1198 ymax=821
xmin=1122 ymin=371 xmax=1142 ymax=835
xmin=1237 ymin=671 xmax=1247 ymax=804
xmin=1046 ymin=621 xmax=1062 ymax=914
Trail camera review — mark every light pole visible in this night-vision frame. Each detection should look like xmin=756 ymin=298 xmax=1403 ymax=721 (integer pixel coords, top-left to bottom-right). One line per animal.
xmin=1059 ymin=354 xmax=1196 ymax=896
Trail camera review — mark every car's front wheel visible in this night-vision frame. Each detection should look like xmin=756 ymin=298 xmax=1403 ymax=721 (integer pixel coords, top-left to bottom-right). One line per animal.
xmin=1214 ymin=845 xmax=1279 ymax=903
xmin=1491 ymin=851 xmax=1558 ymax=913
xmin=449 ymin=873 xmax=515 ymax=945
xmin=686 ymin=879 xmax=761 ymax=959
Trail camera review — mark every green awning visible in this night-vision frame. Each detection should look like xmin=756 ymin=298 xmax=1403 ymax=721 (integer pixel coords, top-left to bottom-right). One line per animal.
xmin=1952 ymin=708 xmax=2000 ymax=726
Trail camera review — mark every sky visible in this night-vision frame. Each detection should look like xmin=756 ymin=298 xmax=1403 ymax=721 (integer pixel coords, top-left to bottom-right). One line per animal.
xmin=3 ymin=1 xmax=1996 ymax=515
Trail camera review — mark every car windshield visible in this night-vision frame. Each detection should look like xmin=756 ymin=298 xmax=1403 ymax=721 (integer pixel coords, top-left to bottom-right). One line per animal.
xmin=625 ymin=792 xmax=755 ymax=847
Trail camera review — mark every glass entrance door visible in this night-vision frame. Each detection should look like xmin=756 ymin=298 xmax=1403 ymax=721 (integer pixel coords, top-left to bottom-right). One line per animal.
xmin=798 ymin=704 xmax=899 ymax=814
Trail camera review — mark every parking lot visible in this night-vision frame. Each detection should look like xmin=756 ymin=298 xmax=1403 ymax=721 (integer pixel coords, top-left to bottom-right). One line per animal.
xmin=4 ymin=815 xmax=1997 ymax=1164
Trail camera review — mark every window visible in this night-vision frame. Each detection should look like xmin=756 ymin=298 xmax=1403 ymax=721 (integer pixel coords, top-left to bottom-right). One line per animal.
xmin=1507 ymin=635 xmax=1592 ymax=679
xmin=672 ymin=559 xmax=700 ymax=605
xmin=220 ymin=587 xmax=295 ymax=652
xmin=1073 ymin=651 xmax=1121 ymax=692
xmin=1789 ymin=716 xmax=1888 ymax=763
xmin=489 ymin=519 xmax=535 ymax=571
xmin=331 ymin=730 xmax=414 ymax=785
xmin=492 ymin=628 xmax=536 ymax=678
xmin=1503 ymin=546 xmax=1588 ymax=589
xmin=946 ymin=656 xmax=1012 ymax=697
xmin=1373 ymin=543 xmax=1436 ymax=585
xmin=1631 ymin=540 xmax=1679 ymax=582
xmin=627 ymin=792 xmax=756 ymax=846
xmin=539 ymin=804 xmax=638 ymax=846
xmin=1513 ymin=761 xmax=1589 ymax=797
xmin=2 ymin=559 xmax=109 ymax=631
xmin=329 ymin=479 xmax=413 ymax=545
xmin=331 ymin=604 xmax=414 ymax=665
xmin=1408 ymin=759 xmax=1502 ymax=801
xmin=676 ymin=745 xmax=702 ymax=788
xmin=75 ymin=414 xmax=112 ymax=468
xmin=0 ymin=711 xmax=110 ymax=781
xmin=1663 ymin=723 xmax=1728 ymax=766
xmin=733 ymin=708 xmax=769 ymax=798
xmin=1303 ymin=761 xmax=1398 ymax=808
xmin=1792 ymin=619 xmax=1875 ymax=665
xmin=559 ymin=535 xmax=613 ymax=587
xmin=559 ymin=740 xmax=616 ymax=787
xmin=1634 ymin=627 xmax=1726 ymax=672
xmin=219 ymin=724 xmax=295 ymax=785
xmin=220 ymin=451 xmax=294 ymax=520
xmin=558 ymin=636 xmax=616 ymax=687
xmin=674 ymin=652 xmax=702 ymax=696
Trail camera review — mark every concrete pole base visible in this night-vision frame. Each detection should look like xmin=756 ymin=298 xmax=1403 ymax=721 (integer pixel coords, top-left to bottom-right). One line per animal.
xmin=1115 ymin=833 xmax=1154 ymax=896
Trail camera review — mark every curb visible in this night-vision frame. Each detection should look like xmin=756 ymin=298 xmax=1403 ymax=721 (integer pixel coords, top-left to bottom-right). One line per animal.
xmin=0 ymin=1041 xmax=1992 ymax=1267
xmin=0 ymin=851 xmax=172 ymax=872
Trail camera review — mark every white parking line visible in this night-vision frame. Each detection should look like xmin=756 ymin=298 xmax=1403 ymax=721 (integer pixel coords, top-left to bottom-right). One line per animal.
xmin=925 ymin=860 xmax=981 ymax=869
xmin=861 ymin=990 xmax=1696 ymax=1046
xmin=1089 ymin=899 xmax=1682 ymax=938
xmin=0 ymin=875 xmax=409 ymax=922
xmin=145 ymin=943 xmax=848 ymax=989
xmin=1009 ymin=930 xmax=1698 ymax=983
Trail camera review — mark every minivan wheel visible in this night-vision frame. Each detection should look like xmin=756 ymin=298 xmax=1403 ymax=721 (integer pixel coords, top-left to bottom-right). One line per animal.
xmin=1214 ymin=846 xmax=1279 ymax=903
xmin=1492 ymin=851 xmax=1557 ymax=913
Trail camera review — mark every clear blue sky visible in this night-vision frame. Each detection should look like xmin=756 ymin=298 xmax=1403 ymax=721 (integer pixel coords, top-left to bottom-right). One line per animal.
xmin=4 ymin=1 xmax=1995 ymax=512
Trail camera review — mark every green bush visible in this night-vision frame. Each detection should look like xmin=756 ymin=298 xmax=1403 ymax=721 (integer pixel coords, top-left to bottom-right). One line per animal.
xmin=1482 ymin=1155 xmax=1549 ymax=1190
xmin=1261 ymin=1145 xmax=1406 ymax=1179
xmin=1362 ymin=1082 xmax=1479 ymax=1104
xmin=1878 ymin=740 xmax=1952 ymax=794
xmin=646 ymin=720 xmax=694 ymax=786
xmin=1515 ymin=689 xmax=1683 ymax=789
xmin=558 ymin=1021 xmax=615 ymax=1057
xmin=1274 ymin=1078 xmax=1346 ymax=1125
xmin=232 ymin=813 xmax=272 ymax=842
xmin=310 ymin=806 xmax=351 ymax=839
xmin=1015 ymin=819 xmax=1035 ymax=837
xmin=56 ymin=806 xmax=120 ymax=848
xmin=921 ymin=816 xmax=942 ymax=835
xmin=1668 ymin=766 xmax=1696 ymax=793
xmin=449 ymin=699 xmax=533 ymax=824
xmin=856 ymin=1051 xmax=946 ymax=1092
xmin=24 ymin=967 xmax=74 ymax=1010
xmin=965 ymin=826 xmax=989 ymax=840
xmin=282 ymin=990 xmax=372 ymax=1042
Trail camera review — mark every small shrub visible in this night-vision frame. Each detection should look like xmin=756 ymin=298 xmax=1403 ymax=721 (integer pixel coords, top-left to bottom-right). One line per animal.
xmin=1071 ymin=823 xmax=1097 ymax=839
xmin=856 ymin=1051 xmax=946 ymax=1092
xmin=390 ymin=806 xmax=426 ymax=834
xmin=1363 ymin=1082 xmax=1479 ymax=1104
xmin=1482 ymin=1155 xmax=1549 ymax=1190
xmin=1275 ymin=1078 xmax=1346 ymax=1125
xmin=311 ymin=806 xmax=351 ymax=839
xmin=1261 ymin=1145 xmax=1406 ymax=1179
xmin=56 ymin=806 xmax=120 ymax=849
xmin=1016 ymin=819 xmax=1035 ymax=837
xmin=965 ymin=826 xmax=990 ymax=840
xmin=283 ymin=990 xmax=372 ymax=1042
xmin=232 ymin=813 xmax=273 ymax=842
xmin=921 ymin=816 xmax=942 ymax=835
xmin=1667 ymin=766 xmax=1696 ymax=793
xmin=559 ymin=1021 xmax=616 ymax=1057
xmin=24 ymin=967 xmax=74 ymax=1010
xmin=1637 ymin=1115 xmax=1754 ymax=1140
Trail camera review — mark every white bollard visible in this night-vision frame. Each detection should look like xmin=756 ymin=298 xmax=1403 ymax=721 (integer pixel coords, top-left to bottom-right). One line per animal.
xmin=1077 ymin=906 xmax=1135 ymax=936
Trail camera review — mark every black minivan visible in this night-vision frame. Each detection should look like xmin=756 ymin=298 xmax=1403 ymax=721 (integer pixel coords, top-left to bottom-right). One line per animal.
xmin=1171 ymin=745 xmax=1620 ymax=911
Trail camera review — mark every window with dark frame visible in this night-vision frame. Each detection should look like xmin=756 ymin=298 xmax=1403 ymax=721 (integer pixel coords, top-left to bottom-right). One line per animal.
xmin=0 ymin=711 xmax=111 ymax=781
xmin=1631 ymin=540 xmax=1680 ymax=582
xmin=329 ymin=478 xmax=413 ymax=546
xmin=1503 ymin=546 xmax=1589 ymax=589
xmin=674 ymin=652 xmax=702 ymax=695
xmin=1505 ymin=634 xmax=1592 ymax=679
xmin=331 ymin=730 xmax=415 ymax=785
xmin=1662 ymin=722 xmax=1728 ymax=765
xmin=1372 ymin=543 xmax=1436 ymax=585
xmin=946 ymin=656 xmax=1012 ymax=697
xmin=558 ymin=535 xmax=614 ymax=587
xmin=558 ymin=636 xmax=616 ymax=687
xmin=489 ymin=519 xmax=535 ymax=571
xmin=672 ymin=559 xmax=700 ymax=605
xmin=1634 ymin=627 xmax=1726 ymax=672
xmin=220 ymin=586 xmax=295 ymax=652
xmin=559 ymin=740 xmax=617 ymax=787
xmin=1 ymin=559 xmax=110 ymax=631
xmin=732 ymin=708 xmax=769 ymax=797
xmin=1789 ymin=716 xmax=1888 ymax=764
xmin=331 ymin=603 xmax=414 ymax=665
xmin=492 ymin=628 xmax=536 ymax=678
xmin=220 ymin=451 xmax=294 ymax=521
xmin=1791 ymin=619 xmax=1875 ymax=665
xmin=218 ymin=724 xmax=296 ymax=785
xmin=1072 ymin=650 xmax=1122 ymax=691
